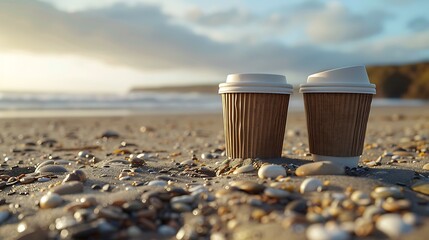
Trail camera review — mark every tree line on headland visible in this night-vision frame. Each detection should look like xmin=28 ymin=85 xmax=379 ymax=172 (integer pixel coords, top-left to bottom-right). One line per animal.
xmin=131 ymin=61 xmax=429 ymax=99
xmin=367 ymin=61 xmax=429 ymax=99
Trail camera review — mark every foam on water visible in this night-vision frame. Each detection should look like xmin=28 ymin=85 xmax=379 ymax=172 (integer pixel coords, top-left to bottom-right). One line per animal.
xmin=0 ymin=92 xmax=427 ymax=117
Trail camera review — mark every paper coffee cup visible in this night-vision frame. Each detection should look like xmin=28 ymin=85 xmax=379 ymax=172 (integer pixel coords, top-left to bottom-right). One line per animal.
xmin=219 ymin=73 xmax=293 ymax=159
xmin=300 ymin=66 xmax=376 ymax=167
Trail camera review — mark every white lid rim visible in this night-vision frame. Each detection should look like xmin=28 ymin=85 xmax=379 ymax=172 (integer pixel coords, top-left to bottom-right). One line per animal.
xmin=219 ymin=87 xmax=293 ymax=95
xmin=299 ymin=88 xmax=376 ymax=94
xmin=300 ymin=83 xmax=376 ymax=88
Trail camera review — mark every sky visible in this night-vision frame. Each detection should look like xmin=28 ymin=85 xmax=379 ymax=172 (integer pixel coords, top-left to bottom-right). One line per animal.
xmin=0 ymin=0 xmax=429 ymax=93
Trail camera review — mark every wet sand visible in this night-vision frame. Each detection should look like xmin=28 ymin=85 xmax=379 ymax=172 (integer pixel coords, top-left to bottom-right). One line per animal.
xmin=0 ymin=106 xmax=428 ymax=239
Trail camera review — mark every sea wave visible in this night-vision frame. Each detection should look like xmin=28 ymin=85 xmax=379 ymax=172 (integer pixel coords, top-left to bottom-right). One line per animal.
xmin=0 ymin=92 xmax=427 ymax=113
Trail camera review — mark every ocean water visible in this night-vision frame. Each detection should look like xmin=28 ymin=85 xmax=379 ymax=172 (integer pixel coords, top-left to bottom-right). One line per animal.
xmin=0 ymin=92 xmax=427 ymax=117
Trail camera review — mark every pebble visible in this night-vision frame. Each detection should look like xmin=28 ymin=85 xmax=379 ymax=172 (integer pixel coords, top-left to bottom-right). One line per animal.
xmin=36 ymin=165 xmax=68 ymax=173
xmin=300 ymin=178 xmax=323 ymax=194
xmin=306 ymin=223 xmax=349 ymax=240
xmin=37 ymin=177 xmax=51 ymax=182
xmin=258 ymin=164 xmax=286 ymax=179
xmin=129 ymin=157 xmax=145 ymax=167
xmin=158 ymin=225 xmax=177 ymax=236
xmin=411 ymin=181 xmax=429 ymax=195
xmin=40 ymin=193 xmax=63 ymax=209
xmin=201 ymin=153 xmax=214 ymax=159
xmin=350 ymin=191 xmax=371 ymax=206
xmin=0 ymin=210 xmax=10 ymax=224
xmin=230 ymin=180 xmax=265 ymax=194
xmin=72 ymin=170 xmax=87 ymax=182
xmin=101 ymin=130 xmax=119 ymax=138
xmin=148 ymin=180 xmax=168 ymax=187
xmin=35 ymin=160 xmax=55 ymax=170
xmin=362 ymin=206 xmax=384 ymax=219
xmin=371 ymin=186 xmax=403 ymax=199
xmin=264 ymin=187 xmax=290 ymax=198
xmin=285 ymin=200 xmax=308 ymax=215
xmin=20 ymin=177 xmax=36 ymax=184
xmin=403 ymin=212 xmax=420 ymax=226
xmin=55 ymin=216 xmax=78 ymax=230
xmin=50 ymin=182 xmax=84 ymax=195
xmin=180 ymin=160 xmax=195 ymax=166
xmin=295 ymin=162 xmax=344 ymax=176
xmin=423 ymin=163 xmax=429 ymax=170
xmin=382 ymin=199 xmax=411 ymax=212
xmin=376 ymin=214 xmax=412 ymax=238
xmin=119 ymin=176 xmax=130 ymax=181
xmin=392 ymin=151 xmax=414 ymax=157
xmin=354 ymin=217 xmax=374 ymax=237
xmin=171 ymin=195 xmax=195 ymax=204
xmin=233 ymin=165 xmax=254 ymax=174
xmin=63 ymin=173 xmax=81 ymax=183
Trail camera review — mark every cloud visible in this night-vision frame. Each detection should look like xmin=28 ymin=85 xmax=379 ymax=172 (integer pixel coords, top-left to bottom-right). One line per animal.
xmin=0 ymin=0 xmax=364 ymax=74
xmin=0 ymin=0 xmax=426 ymax=83
xmin=408 ymin=17 xmax=429 ymax=31
xmin=305 ymin=3 xmax=389 ymax=43
xmin=186 ymin=8 xmax=253 ymax=27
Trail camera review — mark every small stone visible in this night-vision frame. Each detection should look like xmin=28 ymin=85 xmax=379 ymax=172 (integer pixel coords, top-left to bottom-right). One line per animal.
xmin=382 ymin=199 xmax=411 ymax=212
xmin=148 ymin=180 xmax=167 ymax=187
xmin=201 ymin=153 xmax=214 ymax=159
xmin=20 ymin=177 xmax=36 ymax=184
xmin=402 ymin=212 xmax=420 ymax=226
xmin=119 ymin=176 xmax=130 ymax=181
xmin=264 ymin=187 xmax=290 ymax=198
xmin=350 ymin=191 xmax=371 ymax=206
xmin=0 ymin=210 xmax=10 ymax=224
xmin=55 ymin=216 xmax=78 ymax=230
xmin=128 ymin=225 xmax=143 ymax=237
xmin=411 ymin=181 xmax=429 ymax=195
xmin=180 ymin=160 xmax=195 ymax=166
xmin=17 ymin=222 xmax=28 ymax=233
xmin=129 ymin=157 xmax=145 ymax=167
xmin=230 ymin=180 xmax=265 ymax=194
xmin=371 ymin=187 xmax=403 ymax=199
xmin=35 ymin=160 xmax=55 ymax=171
xmin=101 ymin=130 xmax=119 ymax=138
xmin=422 ymin=163 xmax=429 ymax=170
xmin=72 ymin=170 xmax=87 ymax=182
xmin=40 ymin=193 xmax=63 ymax=209
xmin=102 ymin=184 xmax=112 ymax=192
xmin=376 ymin=214 xmax=412 ymax=238
xmin=392 ymin=151 xmax=414 ymax=157
xmin=62 ymin=173 xmax=81 ymax=183
xmin=233 ymin=165 xmax=255 ymax=174
xmin=171 ymin=203 xmax=192 ymax=212
xmin=295 ymin=162 xmax=344 ymax=176
xmin=60 ymin=222 xmax=98 ymax=239
xmin=258 ymin=164 xmax=286 ymax=179
xmin=36 ymin=165 xmax=68 ymax=173
xmin=95 ymin=206 xmax=127 ymax=220
xmin=78 ymin=151 xmax=91 ymax=158
xmin=300 ymin=178 xmax=323 ymax=194
xmin=158 ymin=225 xmax=177 ymax=236
xmin=50 ymin=182 xmax=84 ymax=195
xmin=354 ymin=217 xmax=374 ymax=237
xmin=171 ymin=195 xmax=194 ymax=204
xmin=285 ymin=200 xmax=308 ymax=215
xmin=362 ymin=206 xmax=384 ymax=219
xmin=306 ymin=223 xmax=349 ymax=240
xmin=37 ymin=177 xmax=50 ymax=183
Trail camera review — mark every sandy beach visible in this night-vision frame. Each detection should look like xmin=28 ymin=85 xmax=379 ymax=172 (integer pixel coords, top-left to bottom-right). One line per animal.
xmin=0 ymin=106 xmax=428 ymax=240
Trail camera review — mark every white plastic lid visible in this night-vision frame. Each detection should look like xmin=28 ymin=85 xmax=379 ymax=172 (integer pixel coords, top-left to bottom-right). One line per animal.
xmin=218 ymin=73 xmax=293 ymax=94
xmin=300 ymin=66 xmax=376 ymax=94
